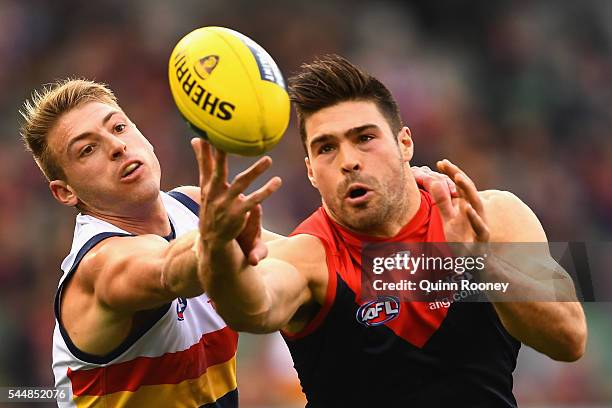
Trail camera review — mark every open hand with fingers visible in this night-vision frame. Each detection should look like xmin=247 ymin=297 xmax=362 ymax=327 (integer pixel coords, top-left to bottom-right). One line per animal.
xmin=190 ymin=138 xmax=282 ymax=265
xmin=429 ymin=159 xmax=490 ymax=245
xmin=412 ymin=165 xmax=458 ymax=199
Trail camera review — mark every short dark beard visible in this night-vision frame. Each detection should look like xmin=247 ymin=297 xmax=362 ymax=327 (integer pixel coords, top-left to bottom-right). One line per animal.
xmin=328 ymin=160 xmax=409 ymax=236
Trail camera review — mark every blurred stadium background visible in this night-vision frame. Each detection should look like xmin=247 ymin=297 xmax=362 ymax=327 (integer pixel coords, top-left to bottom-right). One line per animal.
xmin=0 ymin=0 xmax=610 ymax=406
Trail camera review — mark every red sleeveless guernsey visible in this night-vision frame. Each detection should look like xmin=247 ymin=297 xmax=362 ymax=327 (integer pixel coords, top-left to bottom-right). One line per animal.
xmin=283 ymin=189 xmax=520 ymax=407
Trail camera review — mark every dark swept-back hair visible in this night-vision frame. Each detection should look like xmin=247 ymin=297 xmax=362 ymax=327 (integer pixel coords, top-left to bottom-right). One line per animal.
xmin=288 ymin=54 xmax=403 ymax=155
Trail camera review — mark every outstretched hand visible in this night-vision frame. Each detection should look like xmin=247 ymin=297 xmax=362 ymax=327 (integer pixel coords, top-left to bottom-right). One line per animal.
xmin=431 ymin=159 xmax=490 ymax=244
xmin=190 ymin=138 xmax=282 ymax=265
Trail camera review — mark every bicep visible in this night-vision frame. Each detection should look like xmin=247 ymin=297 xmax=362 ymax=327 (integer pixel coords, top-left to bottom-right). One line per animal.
xmin=255 ymin=257 xmax=312 ymax=330
xmin=249 ymin=235 xmax=325 ymax=331
xmin=485 ymin=190 xmax=576 ymax=287
xmin=84 ymin=235 xmax=175 ymax=313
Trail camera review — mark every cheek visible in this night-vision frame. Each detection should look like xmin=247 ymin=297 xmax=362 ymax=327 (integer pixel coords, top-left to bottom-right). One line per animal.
xmin=313 ymin=170 xmax=338 ymax=199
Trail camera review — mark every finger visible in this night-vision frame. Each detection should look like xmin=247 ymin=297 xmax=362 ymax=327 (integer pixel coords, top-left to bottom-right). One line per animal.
xmin=191 ymin=138 xmax=213 ymax=185
xmin=466 ymin=204 xmax=490 ymax=242
xmin=242 ymin=176 xmax=282 ymax=210
xmin=210 ymin=148 xmax=228 ymax=192
xmin=247 ymin=205 xmax=268 ymax=265
xmin=412 ymin=166 xmax=429 ymax=189
xmin=248 ymin=239 xmax=269 ymax=266
xmin=447 ymin=178 xmax=458 ymax=197
xmin=454 ymin=172 xmax=484 ymax=216
xmin=237 ymin=205 xmax=259 ymax=258
xmin=190 ymin=139 xmax=208 ymax=190
xmin=200 ymin=139 xmax=213 ymax=183
xmin=412 ymin=165 xmax=433 ymax=185
xmin=227 ymin=156 xmax=273 ymax=198
xmin=429 ymin=181 xmax=456 ymax=220
xmin=438 ymin=159 xmax=468 ymax=179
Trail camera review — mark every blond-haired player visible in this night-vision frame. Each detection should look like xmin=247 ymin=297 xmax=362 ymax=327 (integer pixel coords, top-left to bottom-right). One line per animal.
xmin=21 ymin=78 xmax=453 ymax=407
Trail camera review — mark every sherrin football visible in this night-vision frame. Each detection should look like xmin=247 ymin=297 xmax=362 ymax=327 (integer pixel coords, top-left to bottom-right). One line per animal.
xmin=168 ymin=26 xmax=290 ymax=156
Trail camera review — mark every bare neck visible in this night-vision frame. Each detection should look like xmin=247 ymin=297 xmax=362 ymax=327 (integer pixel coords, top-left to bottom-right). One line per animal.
xmin=81 ymin=193 xmax=171 ymax=237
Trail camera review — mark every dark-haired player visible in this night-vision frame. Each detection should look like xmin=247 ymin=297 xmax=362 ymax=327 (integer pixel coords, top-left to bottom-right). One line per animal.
xmin=21 ymin=78 xmax=452 ymax=407
xmin=195 ymin=55 xmax=587 ymax=407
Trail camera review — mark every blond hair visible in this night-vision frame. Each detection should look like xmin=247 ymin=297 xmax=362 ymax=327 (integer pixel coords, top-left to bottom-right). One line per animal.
xmin=19 ymin=78 xmax=120 ymax=181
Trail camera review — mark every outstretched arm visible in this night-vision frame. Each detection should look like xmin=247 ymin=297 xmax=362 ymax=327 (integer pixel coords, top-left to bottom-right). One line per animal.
xmin=191 ymin=139 xmax=320 ymax=333
xmin=435 ymin=159 xmax=587 ymax=362
xmin=83 ymin=230 xmax=203 ymax=313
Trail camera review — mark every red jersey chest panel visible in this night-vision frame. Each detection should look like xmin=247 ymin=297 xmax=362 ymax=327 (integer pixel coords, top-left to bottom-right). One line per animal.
xmin=291 ymin=190 xmax=448 ymax=348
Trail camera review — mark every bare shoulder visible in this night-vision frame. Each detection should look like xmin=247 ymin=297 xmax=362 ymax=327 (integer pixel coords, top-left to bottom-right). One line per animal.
xmin=478 ymin=190 xmax=526 ymax=214
xmin=478 ymin=189 xmax=547 ymax=242
xmin=266 ymin=233 xmax=327 ymax=284
xmin=171 ymin=185 xmax=200 ymax=202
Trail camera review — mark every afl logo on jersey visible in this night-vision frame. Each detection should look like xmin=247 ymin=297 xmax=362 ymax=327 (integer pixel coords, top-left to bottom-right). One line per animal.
xmin=177 ymin=297 xmax=188 ymax=321
xmin=356 ymin=296 xmax=401 ymax=326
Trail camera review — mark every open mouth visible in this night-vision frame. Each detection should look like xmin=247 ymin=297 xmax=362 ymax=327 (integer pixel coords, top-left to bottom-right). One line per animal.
xmin=121 ymin=162 xmax=142 ymax=178
xmin=348 ymin=187 xmax=368 ymax=199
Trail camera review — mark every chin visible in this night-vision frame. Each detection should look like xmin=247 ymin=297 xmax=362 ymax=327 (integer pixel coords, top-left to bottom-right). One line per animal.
xmin=127 ymin=180 xmax=160 ymax=202
xmin=340 ymin=209 xmax=384 ymax=233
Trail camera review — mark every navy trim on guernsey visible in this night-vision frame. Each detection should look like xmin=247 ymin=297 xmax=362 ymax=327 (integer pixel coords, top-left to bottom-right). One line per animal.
xmin=168 ymin=190 xmax=200 ymax=216
xmin=163 ymin=218 xmax=176 ymax=241
xmin=54 ymin=232 xmax=171 ymax=365
xmin=199 ymin=388 xmax=239 ymax=408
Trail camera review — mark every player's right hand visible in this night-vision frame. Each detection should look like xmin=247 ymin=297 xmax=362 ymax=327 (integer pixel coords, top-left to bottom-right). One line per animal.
xmin=190 ymin=138 xmax=282 ymax=264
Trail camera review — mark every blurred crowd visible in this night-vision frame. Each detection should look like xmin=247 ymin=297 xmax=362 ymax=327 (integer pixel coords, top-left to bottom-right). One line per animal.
xmin=0 ymin=0 xmax=610 ymax=406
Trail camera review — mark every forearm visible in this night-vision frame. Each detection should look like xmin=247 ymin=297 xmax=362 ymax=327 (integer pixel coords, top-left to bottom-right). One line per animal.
xmin=484 ymin=255 xmax=587 ymax=361
xmin=160 ymin=230 xmax=205 ymax=298
xmin=493 ymin=301 xmax=586 ymax=361
xmin=199 ymin=239 xmax=273 ymax=332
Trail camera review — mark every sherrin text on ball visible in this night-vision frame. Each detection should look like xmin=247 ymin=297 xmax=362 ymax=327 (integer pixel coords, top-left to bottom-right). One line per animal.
xmin=169 ymin=26 xmax=289 ymax=155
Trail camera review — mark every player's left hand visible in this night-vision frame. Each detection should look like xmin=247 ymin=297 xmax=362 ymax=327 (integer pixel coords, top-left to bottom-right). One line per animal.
xmin=432 ymin=159 xmax=490 ymax=245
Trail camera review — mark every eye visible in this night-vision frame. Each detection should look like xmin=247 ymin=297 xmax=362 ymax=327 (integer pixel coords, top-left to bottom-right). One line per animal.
xmin=79 ymin=144 xmax=95 ymax=157
xmin=359 ymin=134 xmax=374 ymax=143
xmin=319 ymin=144 xmax=335 ymax=154
xmin=114 ymin=123 xmax=126 ymax=133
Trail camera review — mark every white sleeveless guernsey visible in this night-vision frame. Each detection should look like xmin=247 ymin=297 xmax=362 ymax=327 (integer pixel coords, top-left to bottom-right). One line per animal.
xmin=52 ymin=191 xmax=238 ymax=408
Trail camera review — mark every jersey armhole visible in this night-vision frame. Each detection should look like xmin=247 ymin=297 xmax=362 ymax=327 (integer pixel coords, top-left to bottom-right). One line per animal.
xmin=55 ymin=232 xmax=171 ymax=364
xmin=167 ymin=190 xmax=200 ymax=216
xmin=281 ymin=236 xmax=337 ymax=341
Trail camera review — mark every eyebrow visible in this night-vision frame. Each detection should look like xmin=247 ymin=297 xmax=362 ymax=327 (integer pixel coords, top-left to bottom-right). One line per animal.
xmin=66 ymin=110 xmax=122 ymax=154
xmin=309 ymin=123 xmax=380 ymax=150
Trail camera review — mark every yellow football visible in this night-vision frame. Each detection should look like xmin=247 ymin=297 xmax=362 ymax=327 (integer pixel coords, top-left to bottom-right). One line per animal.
xmin=168 ymin=26 xmax=289 ymax=156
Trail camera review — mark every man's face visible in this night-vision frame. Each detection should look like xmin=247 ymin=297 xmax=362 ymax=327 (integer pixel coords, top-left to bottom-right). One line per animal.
xmin=304 ymin=100 xmax=413 ymax=233
xmin=47 ymin=101 xmax=162 ymax=215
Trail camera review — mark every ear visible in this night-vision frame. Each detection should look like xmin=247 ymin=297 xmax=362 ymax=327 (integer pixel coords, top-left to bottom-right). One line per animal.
xmin=398 ymin=127 xmax=414 ymax=163
xmin=49 ymin=180 xmax=79 ymax=207
xmin=305 ymin=156 xmax=318 ymax=189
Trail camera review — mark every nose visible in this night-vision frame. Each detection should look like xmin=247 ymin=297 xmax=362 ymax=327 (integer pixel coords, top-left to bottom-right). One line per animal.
xmin=107 ymin=134 xmax=127 ymax=160
xmin=339 ymin=146 xmax=361 ymax=174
